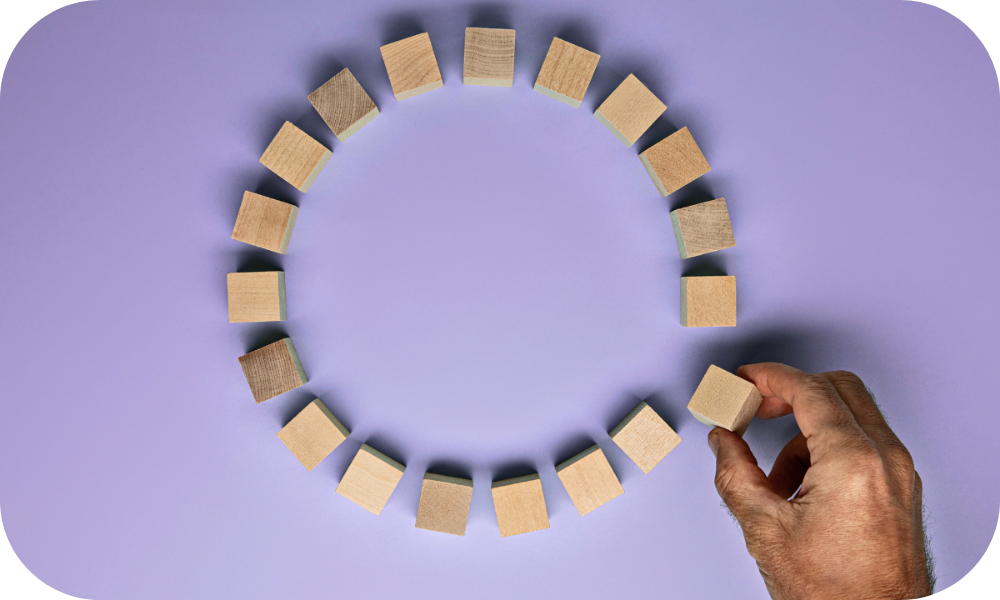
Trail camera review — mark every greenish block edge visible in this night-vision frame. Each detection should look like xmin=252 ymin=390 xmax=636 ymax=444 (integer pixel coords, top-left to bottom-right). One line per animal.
xmin=669 ymin=211 xmax=689 ymax=259
xmin=313 ymin=399 xmax=350 ymax=438
xmin=594 ymin=110 xmax=633 ymax=147
xmin=464 ymin=76 xmax=513 ymax=87
xmin=533 ymin=82 xmax=582 ymax=108
xmin=299 ymin=149 xmax=332 ymax=192
xmin=609 ymin=401 xmax=648 ymax=439
xmin=278 ymin=204 xmax=298 ymax=254
xmin=491 ymin=473 xmax=540 ymax=489
xmin=361 ymin=444 xmax=406 ymax=472
xmin=277 ymin=272 xmax=287 ymax=321
xmin=680 ymin=278 xmax=689 ymax=327
xmin=555 ymin=445 xmax=601 ymax=472
xmin=395 ymin=79 xmax=444 ymax=101
xmin=424 ymin=473 xmax=473 ymax=487
xmin=283 ymin=338 xmax=308 ymax=384
xmin=336 ymin=107 xmax=379 ymax=142
xmin=639 ymin=152 xmax=668 ymax=196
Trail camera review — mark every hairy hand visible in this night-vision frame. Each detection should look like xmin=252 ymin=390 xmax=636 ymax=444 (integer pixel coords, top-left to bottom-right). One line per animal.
xmin=708 ymin=363 xmax=933 ymax=600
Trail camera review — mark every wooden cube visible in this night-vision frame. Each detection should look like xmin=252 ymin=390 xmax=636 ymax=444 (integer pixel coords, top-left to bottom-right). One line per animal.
xmin=687 ymin=365 xmax=763 ymax=436
xmin=640 ymin=127 xmax=711 ymax=196
xmin=463 ymin=27 xmax=515 ymax=87
xmin=276 ymin=399 xmax=350 ymax=471
xmin=231 ymin=191 xmax=298 ymax=254
xmin=227 ymin=272 xmax=286 ymax=323
xmin=336 ymin=444 xmax=406 ymax=515
xmin=556 ymin=446 xmax=623 ymax=516
xmin=533 ymin=38 xmax=600 ymax=108
xmin=671 ymin=198 xmax=736 ymax=259
xmin=259 ymin=122 xmax=332 ymax=192
xmin=610 ymin=402 xmax=682 ymax=474
xmin=681 ymin=275 xmax=736 ymax=327
xmin=415 ymin=473 xmax=473 ymax=536
xmin=238 ymin=338 xmax=307 ymax=403
xmin=308 ymin=68 xmax=379 ymax=142
xmin=380 ymin=33 xmax=443 ymax=100
xmin=491 ymin=474 xmax=549 ymax=537
xmin=595 ymin=74 xmax=666 ymax=147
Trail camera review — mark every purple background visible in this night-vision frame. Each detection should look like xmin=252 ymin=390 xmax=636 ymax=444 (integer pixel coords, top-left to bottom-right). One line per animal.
xmin=1 ymin=0 xmax=998 ymax=598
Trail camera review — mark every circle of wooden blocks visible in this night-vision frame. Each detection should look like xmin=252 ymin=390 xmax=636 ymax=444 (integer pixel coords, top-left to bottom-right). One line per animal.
xmin=380 ymin=33 xmax=443 ymax=101
xmin=415 ymin=473 xmax=474 ymax=536
xmin=231 ymin=191 xmax=298 ymax=254
xmin=336 ymin=444 xmax=406 ymax=515
xmin=670 ymin=198 xmax=736 ymax=259
xmin=639 ymin=126 xmax=711 ymax=196
xmin=681 ymin=275 xmax=737 ymax=328
xmin=555 ymin=446 xmax=624 ymax=516
xmin=609 ymin=402 xmax=682 ymax=474
xmin=687 ymin=365 xmax=763 ymax=436
xmin=594 ymin=74 xmax=666 ymax=147
xmin=237 ymin=338 xmax=307 ymax=403
xmin=259 ymin=121 xmax=332 ymax=192
xmin=227 ymin=272 xmax=286 ymax=323
xmin=276 ymin=399 xmax=350 ymax=471
xmin=308 ymin=68 xmax=379 ymax=142
xmin=533 ymin=37 xmax=600 ymax=108
xmin=463 ymin=27 xmax=515 ymax=87
xmin=491 ymin=474 xmax=549 ymax=537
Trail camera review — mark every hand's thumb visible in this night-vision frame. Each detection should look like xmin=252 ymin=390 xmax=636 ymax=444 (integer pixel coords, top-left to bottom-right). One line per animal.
xmin=709 ymin=428 xmax=783 ymax=529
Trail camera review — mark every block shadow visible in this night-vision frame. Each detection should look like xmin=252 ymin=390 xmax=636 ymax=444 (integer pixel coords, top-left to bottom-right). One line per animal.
xmin=550 ymin=432 xmax=597 ymax=467
xmin=680 ymin=255 xmax=729 ymax=277
xmin=424 ymin=459 xmax=473 ymax=481
xmin=467 ymin=3 xmax=513 ymax=30
xmin=239 ymin=325 xmax=289 ymax=354
xmin=669 ymin=179 xmax=716 ymax=211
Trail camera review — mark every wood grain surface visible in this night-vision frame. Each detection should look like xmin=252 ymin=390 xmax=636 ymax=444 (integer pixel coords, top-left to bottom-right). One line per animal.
xmin=463 ymin=27 xmax=515 ymax=86
xmin=231 ymin=191 xmax=298 ymax=254
xmin=594 ymin=74 xmax=666 ymax=146
xmin=681 ymin=275 xmax=737 ymax=327
xmin=259 ymin=121 xmax=332 ymax=192
xmin=687 ymin=365 xmax=763 ymax=436
xmin=491 ymin=474 xmax=549 ymax=537
xmin=276 ymin=399 xmax=350 ymax=471
xmin=380 ymin=33 xmax=443 ymax=100
xmin=226 ymin=271 xmax=286 ymax=323
xmin=308 ymin=68 xmax=379 ymax=142
xmin=238 ymin=338 xmax=307 ymax=403
xmin=670 ymin=198 xmax=736 ymax=259
xmin=533 ymin=37 xmax=600 ymax=107
xmin=555 ymin=446 xmax=624 ymax=516
xmin=610 ymin=402 xmax=682 ymax=474
xmin=415 ymin=473 xmax=474 ymax=536
xmin=336 ymin=444 xmax=406 ymax=515
xmin=639 ymin=126 xmax=711 ymax=196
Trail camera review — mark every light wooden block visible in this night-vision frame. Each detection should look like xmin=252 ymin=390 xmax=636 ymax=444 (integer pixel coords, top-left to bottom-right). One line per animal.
xmin=595 ymin=74 xmax=666 ymax=147
xmin=681 ymin=275 xmax=737 ymax=327
xmin=308 ymin=68 xmax=379 ymax=142
xmin=415 ymin=473 xmax=473 ymax=536
xmin=640 ymin=127 xmax=711 ymax=196
xmin=336 ymin=444 xmax=406 ymax=515
xmin=533 ymin=38 xmax=600 ymax=108
xmin=491 ymin=474 xmax=549 ymax=537
xmin=227 ymin=272 xmax=286 ymax=323
xmin=277 ymin=399 xmax=350 ymax=471
xmin=259 ymin=122 xmax=332 ymax=192
xmin=687 ymin=365 xmax=763 ymax=436
xmin=610 ymin=402 xmax=682 ymax=474
xmin=671 ymin=198 xmax=736 ymax=259
xmin=231 ymin=191 xmax=298 ymax=254
xmin=463 ymin=27 xmax=515 ymax=87
xmin=238 ymin=338 xmax=307 ymax=403
xmin=380 ymin=33 xmax=443 ymax=100
xmin=556 ymin=446 xmax=623 ymax=516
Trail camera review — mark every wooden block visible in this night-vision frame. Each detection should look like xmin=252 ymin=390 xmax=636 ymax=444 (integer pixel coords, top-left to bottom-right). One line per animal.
xmin=556 ymin=446 xmax=623 ymax=516
xmin=277 ymin=399 xmax=350 ymax=471
xmin=610 ymin=402 xmax=682 ymax=474
xmin=533 ymin=38 xmax=600 ymax=108
xmin=231 ymin=191 xmax=298 ymax=254
xmin=259 ymin=122 xmax=332 ymax=192
xmin=681 ymin=275 xmax=737 ymax=327
xmin=463 ymin=27 xmax=515 ymax=87
xmin=415 ymin=473 xmax=473 ymax=536
xmin=308 ymin=68 xmax=379 ymax=142
xmin=238 ymin=338 xmax=307 ymax=403
xmin=594 ymin=74 xmax=666 ymax=147
xmin=491 ymin=474 xmax=549 ymax=537
xmin=336 ymin=444 xmax=406 ymax=515
xmin=639 ymin=127 xmax=711 ymax=196
xmin=380 ymin=33 xmax=443 ymax=100
xmin=687 ymin=365 xmax=763 ymax=436
xmin=227 ymin=272 xmax=286 ymax=323
xmin=671 ymin=198 xmax=736 ymax=259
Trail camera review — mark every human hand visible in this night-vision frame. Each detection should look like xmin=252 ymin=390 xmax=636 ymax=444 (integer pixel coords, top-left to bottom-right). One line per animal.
xmin=708 ymin=363 xmax=933 ymax=600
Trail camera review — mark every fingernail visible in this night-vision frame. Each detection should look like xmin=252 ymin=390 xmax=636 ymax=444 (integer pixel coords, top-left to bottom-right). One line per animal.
xmin=708 ymin=430 xmax=720 ymax=457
